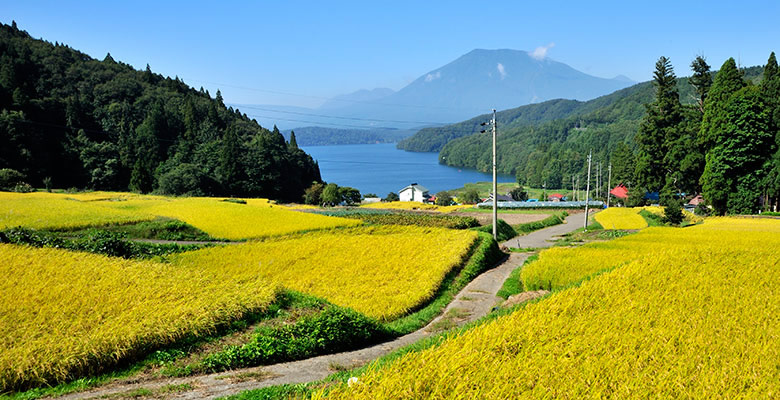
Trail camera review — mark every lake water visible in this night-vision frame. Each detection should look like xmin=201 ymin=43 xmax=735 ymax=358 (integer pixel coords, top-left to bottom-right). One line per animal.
xmin=301 ymin=143 xmax=515 ymax=196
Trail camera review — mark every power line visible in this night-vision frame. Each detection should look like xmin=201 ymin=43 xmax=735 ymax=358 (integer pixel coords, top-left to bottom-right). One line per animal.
xmin=312 ymin=159 xmax=434 ymax=166
xmin=182 ymin=77 xmax=476 ymax=112
xmin=232 ymin=104 xmax=446 ymax=126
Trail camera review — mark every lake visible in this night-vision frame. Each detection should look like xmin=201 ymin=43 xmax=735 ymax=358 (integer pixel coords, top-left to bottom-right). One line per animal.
xmin=301 ymin=143 xmax=515 ymax=196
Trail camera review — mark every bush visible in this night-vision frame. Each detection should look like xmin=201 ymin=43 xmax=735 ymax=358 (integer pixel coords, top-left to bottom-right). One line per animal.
xmin=384 ymin=192 xmax=400 ymax=202
xmin=197 ymin=306 xmax=390 ymax=372
xmin=303 ymin=182 xmax=324 ymax=205
xmin=473 ymin=219 xmax=517 ymax=241
xmin=510 ymin=187 xmax=528 ymax=201
xmin=0 ymin=168 xmax=25 ymax=190
xmin=662 ymin=200 xmax=684 ymax=225
xmin=461 ymin=189 xmax=481 ymax=204
xmin=435 ymin=191 xmax=453 ymax=206
xmin=12 ymin=182 xmax=35 ymax=193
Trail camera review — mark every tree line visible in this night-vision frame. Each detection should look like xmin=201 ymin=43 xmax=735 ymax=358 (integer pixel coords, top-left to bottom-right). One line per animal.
xmin=0 ymin=22 xmax=321 ymax=201
xmin=634 ymin=54 xmax=778 ymax=214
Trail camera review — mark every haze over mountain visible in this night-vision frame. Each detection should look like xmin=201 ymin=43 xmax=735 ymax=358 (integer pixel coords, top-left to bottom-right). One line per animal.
xmin=247 ymin=48 xmax=635 ymax=137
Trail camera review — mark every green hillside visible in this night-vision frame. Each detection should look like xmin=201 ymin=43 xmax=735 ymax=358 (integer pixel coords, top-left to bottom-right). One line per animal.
xmin=0 ymin=22 xmax=320 ymax=200
xmin=420 ymin=66 xmax=762 ymax=188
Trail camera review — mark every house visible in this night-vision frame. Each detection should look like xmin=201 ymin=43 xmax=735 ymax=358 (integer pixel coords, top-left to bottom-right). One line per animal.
xmin=486 ymin=193 xmax=513 ymax=202
xmin=361 ymin=197 xmax=381 ymax=204
xmin=548 ymin=193 xmax=564 ymax=202
xmin=609 ymin=185 xmax=629 ymax=199
xmin=688 ymin=194 xmax=704 ymax=206
xmin=399 ymin=183 xmax=430 ymax=202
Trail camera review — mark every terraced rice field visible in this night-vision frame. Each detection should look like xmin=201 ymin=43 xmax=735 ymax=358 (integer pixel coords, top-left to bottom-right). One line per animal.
xmin=0 ymin=192 xmax=360 ymax=239
xmin=0 ymin=192 xmax=154 ymax=230
xmin=0 ymin=244 xmax=279 ymax=390
xmin=593 ymin=207 xmax=647 ymax=229
xmin=318 ymin=218 xmax=780 ymax=399
xmin=171 ymin=226 xmax=479 ymax=320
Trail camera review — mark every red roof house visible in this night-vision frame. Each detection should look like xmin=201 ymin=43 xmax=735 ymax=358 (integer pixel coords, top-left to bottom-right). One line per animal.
xmin=609 ymin=185 xmax=629 ymax=199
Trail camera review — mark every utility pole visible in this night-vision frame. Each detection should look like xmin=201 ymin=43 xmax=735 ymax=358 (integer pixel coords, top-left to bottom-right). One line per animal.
xmin=572 ymin=175 xmax=575 ymax=202
xmin=584 ymin=150 xmax=592 ymax=231
xmin=480 ymin=109 xmax=498 ymax=240
xmin=607 ymin=163 xmax=612 ymax=208
xmin=492 ymin=109 xmax=497 ymax=240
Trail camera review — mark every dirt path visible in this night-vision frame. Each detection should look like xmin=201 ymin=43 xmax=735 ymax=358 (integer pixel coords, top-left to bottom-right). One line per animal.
xmin=450 ymin=211 xmax=550 ymax=226
xmin=53 ymin=220 xmax=576 ymax=400
xmin=501 ymin=211 xmax=589 ymax=249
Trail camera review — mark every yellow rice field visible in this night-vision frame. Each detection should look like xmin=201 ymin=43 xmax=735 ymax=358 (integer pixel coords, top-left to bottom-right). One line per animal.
xmin=593 ymin=207 xmax=647 ymax=229
xmin=0 ymin=243 xmax=279 ymax=390
xmin=319 ymin=218 xmax=780 ymax=399
xmin=92 ymin=196 xmax=361 ymax=240
xmin=171 ymin=226 xmax=478 ymax=320
xmin=0 ymin=192 xmax=155 ymax=230
xmin=361 ymin=201 xmax=472 ymax=213
xmin=0 ymin=192 xmax=360 ymax=239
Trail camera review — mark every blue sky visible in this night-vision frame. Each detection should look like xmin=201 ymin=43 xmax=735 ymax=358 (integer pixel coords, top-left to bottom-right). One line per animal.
xmin=2 ymin=1 xmax=779 ymax=108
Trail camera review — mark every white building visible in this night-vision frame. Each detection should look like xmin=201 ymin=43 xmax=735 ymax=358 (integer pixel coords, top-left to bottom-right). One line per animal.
xmin=399 ymin=183 xmax=430 ymax=202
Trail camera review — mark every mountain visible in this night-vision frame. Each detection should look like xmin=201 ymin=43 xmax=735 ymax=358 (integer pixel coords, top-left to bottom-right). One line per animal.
xmin=0 ymin=22 xmax=320 ymax=200
xmin=253 ymin=48 xmax=635 ymax=133
xmin=282 ymin=126 xmax=415 ymax=146
xmin=318 ymin=88 xmax=396 ymax=110
xmin=317 ymin=49 xmax=635 ymax=129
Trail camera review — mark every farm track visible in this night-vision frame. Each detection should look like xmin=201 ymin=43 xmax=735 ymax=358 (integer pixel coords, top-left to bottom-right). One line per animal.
xmin=52 ymin=214 xmax=586 ymax=400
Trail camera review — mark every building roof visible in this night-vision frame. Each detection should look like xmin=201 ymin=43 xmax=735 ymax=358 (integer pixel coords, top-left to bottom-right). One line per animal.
xmin=549 ymin=193 xmax=564 ymax=199
xmin=400 ymin=183 xmax=429 ymax=193
xmin=610 ymin=185 xmax=629 ymax=199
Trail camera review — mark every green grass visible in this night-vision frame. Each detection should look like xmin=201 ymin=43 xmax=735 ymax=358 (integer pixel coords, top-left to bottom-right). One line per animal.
xmin=514 ymin=211 xmax=567 ymax=234
xmin=62 ymin=217 xmax=216 ymax=241
xmin=472 ymin=219 xmax=517 ymax=241
xmin=0 ymin=227 xmax=211 ymax=260
xmin=496 ymin=254 xmax=538 ymax=299
xmin=639 ymin=209 xmax=664 ymax=226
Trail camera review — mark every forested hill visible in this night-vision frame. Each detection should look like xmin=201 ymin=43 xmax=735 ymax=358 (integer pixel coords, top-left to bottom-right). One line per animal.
xmin=431 ymin=65 xmax=763 ymax=188
xmin=0 ymin=22 xmax=320 ymax=201
xmin=282 ymin=126 xmax=416 ymax=146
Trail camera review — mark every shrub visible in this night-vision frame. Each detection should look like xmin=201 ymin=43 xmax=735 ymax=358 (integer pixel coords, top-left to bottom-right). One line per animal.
xmin=197 ymin=306 xmax=390 ymax=372
xmin=435 ymin=191 xmax=453 ymax=206
xmin=510 ymin=187 xmax=528 ymax=201
xmin=460 ymin=189 xmax=481 ymax=204
xmin=662 ymin=200 xmax=684 ymax=225
xmin=473 ymin=219 xmax=517 ymax=241
xmin=0 ymin=168 xmax=25 ymax=190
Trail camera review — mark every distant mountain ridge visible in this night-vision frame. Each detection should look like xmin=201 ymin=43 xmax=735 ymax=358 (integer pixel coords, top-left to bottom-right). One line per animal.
xmin=251 ymin=48 xmax=635 ymax=133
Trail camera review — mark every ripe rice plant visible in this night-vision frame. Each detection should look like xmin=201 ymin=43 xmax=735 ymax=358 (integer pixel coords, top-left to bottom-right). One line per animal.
xmin=171 ymin=226 xmax=478 ymax=320
xmin=318 ymin=218 xmax=780 ymax=399
xmin=0 ymin=244 xmax=279 ymax=390
xmin=0 ymin=192 xmax=154 ymax=230
xmin=92 ymin=196 xmax=361 ymax=240
xmin=594 ymin=207 xmax=648 ymax=229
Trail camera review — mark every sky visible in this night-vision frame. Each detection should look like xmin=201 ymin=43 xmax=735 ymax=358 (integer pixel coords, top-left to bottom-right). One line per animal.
xmin=2 ymin=1 xmax=779 ymax=110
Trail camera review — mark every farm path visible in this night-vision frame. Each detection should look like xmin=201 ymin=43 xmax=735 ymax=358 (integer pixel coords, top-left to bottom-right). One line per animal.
xmin=501 ymin=210 xmax=589 ymax=249
xmin=54 ymin=220 xmax=575 ymax=400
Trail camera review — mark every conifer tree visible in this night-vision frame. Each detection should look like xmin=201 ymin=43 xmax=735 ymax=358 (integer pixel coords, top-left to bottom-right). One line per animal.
xmin=634 ymin=56 xmax=683 ymax=196
xmin=699 ymin=58 xmax=745 ymax=151
xmin=760 ymin=52 xmax=780 ymax=210
xmin=288 ymin=130 xmax=299 ymax=149
xmin=689 ymin=56 xmax=712 ymax=114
